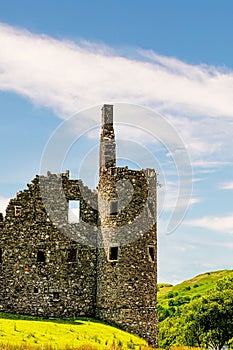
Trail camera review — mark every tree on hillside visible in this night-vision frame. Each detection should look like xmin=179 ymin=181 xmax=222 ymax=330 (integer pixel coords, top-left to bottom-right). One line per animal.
xmin=158 ymin=316 xmax=180 ymax=348
xmin=180 ymin=279 xmax=233 ymax=349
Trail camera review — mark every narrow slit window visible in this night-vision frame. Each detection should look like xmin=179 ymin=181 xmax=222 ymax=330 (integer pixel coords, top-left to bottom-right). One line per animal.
xmin=0 ymin=248 xmax=2 ymax=263
xmin=67 ymin=248 xmax=77 ymax=263
xmin=148 ymin=202 xmax=154 ymax=217
xmin=110 ymin=167 xmax=116 ymax=176
xmin=148 ymin=246 xmax=155 ymax=262
xmin=110 ymin=201 xmax=118 ymax=215
xmin=68 ymin=200 xmax=80 ymax=223
xmin=34 ymin=287 xmax=39 ymax=294
xmin=109 ymin=246 xmax=118 ymax=261
xmin=14 ymin=206 xmax=22 ymax=216
xmin=37 ymin=250 xmax=46 ymax=263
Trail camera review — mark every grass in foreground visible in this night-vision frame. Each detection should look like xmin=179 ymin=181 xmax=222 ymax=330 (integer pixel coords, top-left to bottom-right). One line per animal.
xmin=0 ymin=346 xmax=108 ymax=349
xmin=0 ymin=314 xmax=148 ymax=350
xmin=0 ymin=345 xmax=201 ymax=350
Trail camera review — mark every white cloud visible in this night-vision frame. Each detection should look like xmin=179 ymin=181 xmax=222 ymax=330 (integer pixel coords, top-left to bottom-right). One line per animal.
xmin=1 ymin=22 xmax=233 ymax=176
xmin=193 ymin=161 xmax=232 ymax=168
xmin=185 ymin=214 xmax=233 ymax=234
xmin=0 ymin=196 xmax=10 ymax=216
xmin=165 ymin=113 xmax=233 ymax=167
xmin=1 ymin=23 xmax=233 ymax=119
xmin=220 ymin=181 xmax=233 ymax=190
xmin=158 ymin=179 xmax=201 ymax=215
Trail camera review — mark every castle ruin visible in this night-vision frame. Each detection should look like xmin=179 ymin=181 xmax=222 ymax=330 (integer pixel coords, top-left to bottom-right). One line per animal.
xmin=0 ymin=105 xmax=158 ymax=346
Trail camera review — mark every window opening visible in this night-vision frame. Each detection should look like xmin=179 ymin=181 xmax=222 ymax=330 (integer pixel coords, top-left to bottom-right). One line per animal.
xmin=68 ymin=200 xmax=80 ymax=223
xmin=67 ymin=248 xmax=77 ymax=263
xmin=0 ymin=248 xmax=2 ymax=263
xmin=37 ymin=250 xmax=46 ymax=263
xmin=34 ymin=287 xmax=39 ymax=294
xmin=148 ymin=246 xmax=155 ymax=262
xmin=109 ymin=246 xmax=118 ymax=261
xmin=148 ymin=202 xmax=154 ymax=217
xmin=110 ymin=201 xmax=118 ymax=215
xmin=14 ymin=206 xmax=22 ymax=216
xmin=110 ymin=167 xmax=116 ymax=176
xmin=53 ymin=292 xmax=60 ymax=301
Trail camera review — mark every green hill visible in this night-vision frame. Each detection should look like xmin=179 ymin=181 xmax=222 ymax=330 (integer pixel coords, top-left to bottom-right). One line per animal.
xmin=158 ymin=269 xmax=233 ymax=321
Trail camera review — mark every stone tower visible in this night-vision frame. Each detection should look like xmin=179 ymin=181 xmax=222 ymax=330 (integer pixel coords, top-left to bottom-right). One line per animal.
xmin=97 ymin=105 xmax=158 ymax=347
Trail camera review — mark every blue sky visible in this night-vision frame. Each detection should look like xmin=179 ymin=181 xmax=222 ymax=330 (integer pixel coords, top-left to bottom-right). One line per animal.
xmin=0 ymin=0 xmax=233 ymax=284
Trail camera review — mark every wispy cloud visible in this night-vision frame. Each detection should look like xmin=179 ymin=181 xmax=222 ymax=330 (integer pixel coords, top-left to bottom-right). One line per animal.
xmin=166 ymin=113 xmax=233 ymax=166
xmin=193 ymin=161 xmax=232 ymax=168
xmin=1 ymin=23 xmax=233 ymax=119
xmin=158 ymin=179 xmax=201 ymax=215
xmin=185 ymin=214 xmax=233 ymax=234
xmin=220 ymin=181 xmax=233 ymax=190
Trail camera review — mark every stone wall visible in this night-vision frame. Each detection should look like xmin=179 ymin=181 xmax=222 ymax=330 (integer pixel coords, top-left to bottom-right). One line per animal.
xmin=0 ymin=171 xmax=98 ymax=318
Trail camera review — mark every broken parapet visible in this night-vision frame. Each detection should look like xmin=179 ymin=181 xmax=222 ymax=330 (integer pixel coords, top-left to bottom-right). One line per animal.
xmin=0 ymin=171 xmax=98 ymax=318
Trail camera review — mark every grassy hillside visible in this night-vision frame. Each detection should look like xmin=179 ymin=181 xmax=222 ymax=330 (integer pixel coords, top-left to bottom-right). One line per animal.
xmin=0 ymin=313 xmax=148 ymax=350
xmin=158 ymin=269 xmax=233 ymax=321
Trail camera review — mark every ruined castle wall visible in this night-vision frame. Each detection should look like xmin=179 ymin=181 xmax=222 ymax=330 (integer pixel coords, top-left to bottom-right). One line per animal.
xmin=0 ymin=172 xmax=98 ymax=318
xmin=0 ymin=104 xmax=158 ymax=347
